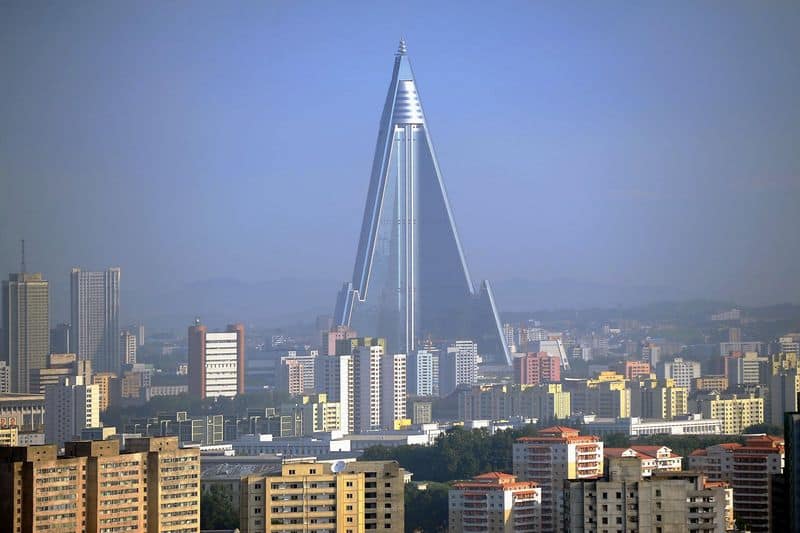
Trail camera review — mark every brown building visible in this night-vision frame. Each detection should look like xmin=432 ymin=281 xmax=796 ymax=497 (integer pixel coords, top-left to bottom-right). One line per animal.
xmin=693 ymin=375 xmax=729 ymax=392
xmin=0 ymin=436 xmax=200 ymax=533
xmin=188 ymin=321 xmax=245 ymax=399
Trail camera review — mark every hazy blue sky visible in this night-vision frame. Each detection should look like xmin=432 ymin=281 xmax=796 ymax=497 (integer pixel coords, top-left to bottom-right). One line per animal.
xmin=2 ymin=1 xmax=799 ymax=319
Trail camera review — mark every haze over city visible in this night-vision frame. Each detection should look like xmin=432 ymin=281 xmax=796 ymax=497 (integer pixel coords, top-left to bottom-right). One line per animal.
xmin=2 ymin=1 xmax=799 ymax=328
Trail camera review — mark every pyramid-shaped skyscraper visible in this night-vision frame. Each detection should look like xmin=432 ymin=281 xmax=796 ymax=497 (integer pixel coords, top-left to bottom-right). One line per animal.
xmin=334 ymin=40 xmax=511 ymax=366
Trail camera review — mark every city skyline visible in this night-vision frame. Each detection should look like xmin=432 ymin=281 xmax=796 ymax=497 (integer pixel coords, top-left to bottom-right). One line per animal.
xmin=2 ymin=2 xmax=799 ymax=319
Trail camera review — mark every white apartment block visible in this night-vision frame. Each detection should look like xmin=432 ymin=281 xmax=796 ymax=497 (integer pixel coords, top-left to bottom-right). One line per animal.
xmin=120 ymin=330 xmax=137 ymax=365
xmin=381 ymin=353 xmax=407 ymax=428
xmin=314 ymin=354 xmax=353 ymax=434
xmin=204 ymin=331 xmax=241 ymax=398
xmin=410 ymin=348 xmax=438 ymax=396
xmin=44 ymin=375 xmax=100 ymax=447
xmin=440 ymin=340 xmax=478 ymax=396
xmin=353 ymin=344 xmax=383 ymax=432
xmin=659 ymin=357 xmax=701 ymax=392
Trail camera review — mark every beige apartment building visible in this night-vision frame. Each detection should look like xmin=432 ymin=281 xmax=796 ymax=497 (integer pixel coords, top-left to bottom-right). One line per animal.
xmin=448 ymin=472 xmax=541 ymax=532
xmin=240 ymin=460 xmax=406 ymax=533
xmin=0 ymin=436 xmax=200 ymax=533
xmin=513 ymin=426 xmax=604 ymax=531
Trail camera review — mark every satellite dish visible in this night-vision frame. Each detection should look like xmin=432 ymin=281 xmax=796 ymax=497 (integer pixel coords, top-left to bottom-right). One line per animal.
xmin=331 ymin=460 xmax=346 ymax=473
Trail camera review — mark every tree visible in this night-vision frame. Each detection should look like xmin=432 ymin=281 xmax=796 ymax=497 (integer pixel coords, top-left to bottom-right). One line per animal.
xmin=200 ymin=484 xmax=238 ymax=530
xmin=405 ymin=482 xmax=449 ymax=533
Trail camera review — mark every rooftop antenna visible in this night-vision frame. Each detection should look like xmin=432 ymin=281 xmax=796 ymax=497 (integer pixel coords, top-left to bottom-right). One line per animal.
xmin=20 ymin=239 xmax=26 ymax=273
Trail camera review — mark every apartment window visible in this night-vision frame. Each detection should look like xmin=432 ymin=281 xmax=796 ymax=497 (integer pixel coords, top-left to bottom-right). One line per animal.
xmin=289 ymin=469 xmax=295 ymax=475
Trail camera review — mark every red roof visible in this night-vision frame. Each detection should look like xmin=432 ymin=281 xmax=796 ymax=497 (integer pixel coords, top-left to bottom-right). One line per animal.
xmin=538 ymin=425 xmax=580 ymax=435
xmin=474 ymin=472 xmax=515 ymax=480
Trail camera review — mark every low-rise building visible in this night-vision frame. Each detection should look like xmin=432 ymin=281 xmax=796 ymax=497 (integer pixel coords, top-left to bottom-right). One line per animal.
xmin=0 ymin=393 xmax=45 ymax=430
xmin=579 ymin=414 xmax=723 ymax=436
xmin=603 ymin=445 xmax=682 ymax=477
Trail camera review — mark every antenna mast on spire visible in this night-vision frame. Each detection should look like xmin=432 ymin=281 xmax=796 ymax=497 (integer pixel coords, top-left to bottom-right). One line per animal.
xmin=20 ymin=239 xmax=26 ymax=273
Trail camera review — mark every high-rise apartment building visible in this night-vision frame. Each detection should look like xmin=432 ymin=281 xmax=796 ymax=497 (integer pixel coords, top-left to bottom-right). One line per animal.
xmin=120 ymin=330 xmax=137 ymax=364
xmin=44 ymin=375 xmax=100 ymax=447
xmin=658 ymin=357 xmax=701 ymax=392
xmin=30 ymin=352 xmax=92 ymax=394
xmin=692 ymin=392 xmax=764 ymax=434
xmin=566 ymin=457 xmax=733 ymax=532
xmin=240 ymin=460 xmax=406 ymax=533
xmin=513 ymin=351 xmax=561 ymax=386
xmin=614 ymin=360 xmax=651 ymax=380
xmin=321 ymin=324 xmax=357 ymax=356
xmin=408 ymin=347 xmax=439 ymax=396
xmin=448 ymin=472 xmax=541 ymax=532
xmin=0 ymin=361 xmax=9 ymax=393
xmin=770 ymin=369 xmax=800 ymax=425
xmin=70 ymin=267 xmax=121 ymax=373
xmin=786 ymin=410 xmax=800 ymax=533
xmin=530 ymin=339 xmax=570 ymax=371
xmin=381 ymin=352 xmax=407 ymax=428
xmin=278 ymin=357 xmax=305 ymax=396
xmin=0 ymin=436 xmax=199 ymax=532
xmin=50 ymin=322 xmax=71 ymax=353
xmin=92 ymin=371 xmax=119 ymax=412
xmin=513 ymin=426 xmax=603 ymax=531
xmin=440 ymin=340 xmax=478 ymax=396
xmin=724 ymin=351 xmax=768 ymax=387
xmin=720 ymin=341 xmax=764 ymax=356
xmin=315 ymin=353 xmax=353 ymax=433
xmin=278 ymin=351 xmax=317 ymax=395
xmin=630 ymin=378 xmax=688 ymax=420
xmin=459 ymin=383 xmax=571 ymax=423
xmin=333 ymin=40 xmax=510 ymax=365
xmin=188 ymin=321 xmax=245 ymax=399
xmin=642 ymin=342 xmax=662 ymax=367
xmin=730 ymin=435 xmax=784 ymax=532
xmin=2 ymin=272 xmax=49 ymax=393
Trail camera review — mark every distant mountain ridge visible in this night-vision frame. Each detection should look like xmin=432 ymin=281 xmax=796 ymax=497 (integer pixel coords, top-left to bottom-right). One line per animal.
xmin=46 ymin=276 xmax=792 ymax=332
